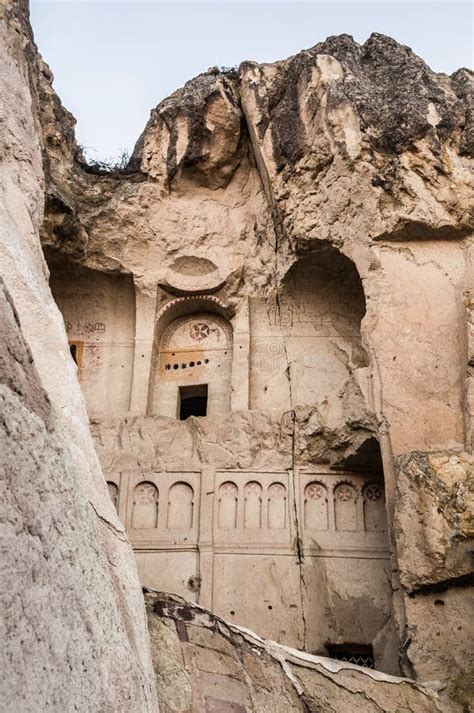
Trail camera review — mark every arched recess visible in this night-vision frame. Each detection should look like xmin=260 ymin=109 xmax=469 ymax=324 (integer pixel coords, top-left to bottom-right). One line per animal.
xmin=148 ymin=296 xmax=233 ymax=418
xmin=334 ymin=482 xmax=357 ymax=531
xmin=218 ymin=482 xmax=238 ymax=529
xmin=323 ymin=437 xmax=395 ymax=672
xmin=167 ymin=482 xmax=194 ymax=529
xmin=339 ymin=437 xmax=389 ymax=535
xmin=268 ymin=483 xmax=287 ymax=529
xmin=363 ymin=483 xmax=387 ymax=532
xmin=249 ymin=242 xmax=368 ymax=411
xmin=107 ymin=481 xmax=119 ymax=511
xmin=132 ymin=482 xmax=159 ymax=529
xmin=47 ymin=254 xmax=136 ymax=417
xmin=304 ymin=482 xmax=328 ymax=530
xmin=244 ymin=481 xmax=262 ymax=529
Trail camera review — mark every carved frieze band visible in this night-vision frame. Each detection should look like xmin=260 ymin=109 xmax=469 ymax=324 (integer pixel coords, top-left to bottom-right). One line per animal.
xmin=303 ymin=477 xmax=386 ymax=533
xmin=106 ymin=470 xmax=388 ymax=550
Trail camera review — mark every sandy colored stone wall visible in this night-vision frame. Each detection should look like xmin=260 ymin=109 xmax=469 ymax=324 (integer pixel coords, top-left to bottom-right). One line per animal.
xmin=48 ymin=257 xmax=136 ymax=416
xmin=101 ymin=457 xmax=395 ymax=672
xmin=27 ymin=10 xmax=474 ymax=707
xmin=0 ymin=2 xmax=157 ymax=709
xmin=394 ymin=450 xmax=473 ymax=702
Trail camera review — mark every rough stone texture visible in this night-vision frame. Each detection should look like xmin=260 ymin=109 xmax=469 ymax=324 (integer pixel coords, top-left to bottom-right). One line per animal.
xmin=0 ymin=2 xmax=157 ymax=709
xmin=35 ymin=19 xmax=474 ymax=707
xmin=0 ymin=279 xmax=156 ymax=711
xmin=146 ymin=591 xmax=461 ymax=713
xmin=395 ymin=450 xmax=473 ymax=593
xmin=39 ymin=32 xmax=473 ymax=460
xmin=393 ymin=451 xmax=474 ymax=705
xmin=3 ymin=1 xmax=473 ymax=708
xmin=403 ymin=586 xmax=473 ymax=708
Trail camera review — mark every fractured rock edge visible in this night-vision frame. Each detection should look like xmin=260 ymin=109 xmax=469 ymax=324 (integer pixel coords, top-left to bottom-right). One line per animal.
xmin=145 ymin=590 xmax=462 ymax=713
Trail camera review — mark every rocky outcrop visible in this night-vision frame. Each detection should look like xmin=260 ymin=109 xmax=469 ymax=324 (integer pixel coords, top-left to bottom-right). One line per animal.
xmin=2 ymin=0 xmax=472 ymax=708
xmin=145 ymin=590 xmax=460 ymax=713
xmin=37 ymin=29 xmax=474 ymax=457
xmin=393 ymin=451 xmax=473 ymax=707
xmin=35 ymin=18 xmax=473 ymax=707
xmin=395 ymin=450 xmax=473 ymax=593
xmin=240 ymin=35 xmax=472 ymax=252
xmin=0 ymin=2 xmax=157 ymax=709
xmin=0 ymin=276 xmax=157 ymax=711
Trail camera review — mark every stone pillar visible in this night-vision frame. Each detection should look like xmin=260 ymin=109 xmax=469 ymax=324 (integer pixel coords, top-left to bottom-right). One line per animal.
xmin=231 ymin=298 xmax=250 ymax=411
xmin=197 ymin=466 xmax=216 ymax=609
xmin=129 ymin=283 xmax=156 ymax=414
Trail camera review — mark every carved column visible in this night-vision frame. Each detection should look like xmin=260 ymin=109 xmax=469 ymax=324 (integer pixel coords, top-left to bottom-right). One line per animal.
xmin=129 ymin=283 xmax=156 ymax=414
xmin=197 ymin=466 xmax=216 ymax=609
xmin=231 ymin=297 xmax=250 ymax=411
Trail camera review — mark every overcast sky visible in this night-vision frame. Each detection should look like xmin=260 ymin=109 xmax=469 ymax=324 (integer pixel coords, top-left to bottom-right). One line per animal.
xmin=30 ymin=1 xmax=472 ymax=161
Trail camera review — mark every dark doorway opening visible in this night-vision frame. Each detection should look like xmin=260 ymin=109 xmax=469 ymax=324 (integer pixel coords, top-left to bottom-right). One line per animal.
xmin=337 ymin=437 xmax=384 ymax=475
xmin=326 ymin=643 xmax=374 ymax=669
xmin=69 ymin=343 xmax=78 ymax=364
xmin=179 ymin=384 xmax=208 ymax=420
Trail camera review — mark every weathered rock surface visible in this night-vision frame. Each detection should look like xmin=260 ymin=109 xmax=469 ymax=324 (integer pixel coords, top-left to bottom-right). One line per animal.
xmin=394 ymin=451 xmax=474 ymax=707
xmin=39 ymin=30 xmax=473 ymax=459
xmin=0 ymin=277 xmax=156 ymax=711
xmin=395 ymin=450 xmax=473 ymax=593
xmin=34 ymin=14 xmax=474 ymax=707
xmin=2 ymin=0 xmax=473 ymax=709
xmin=0 ymin=2 xmax=157 ymax=709
xmin=403 ymin=586 xmax=473 ymax=709
xmin=146 ymin=590 xmax=460 ymax=713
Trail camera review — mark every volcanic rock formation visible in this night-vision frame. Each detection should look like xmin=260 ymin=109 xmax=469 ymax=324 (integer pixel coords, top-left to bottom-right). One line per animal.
xmin=1 ymin=0 xmax=473 ymax=710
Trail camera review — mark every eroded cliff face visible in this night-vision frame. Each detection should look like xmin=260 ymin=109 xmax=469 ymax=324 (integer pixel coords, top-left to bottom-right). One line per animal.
xmin=5 ymin=2 xmax=473 ymax=708
xmin=39 ymin=32 xmax=473 ymax=457
xmin=0 ymin=2 xmax=157 ymax=710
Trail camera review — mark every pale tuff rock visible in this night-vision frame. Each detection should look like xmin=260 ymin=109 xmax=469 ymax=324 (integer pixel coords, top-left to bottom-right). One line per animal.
xmin=1 ymin=0 xmax=473 ymax=710
xmin=0 ymin=280 xmax=156 ymax=711
xmin=395 ymin=450 xmax=474 ymax=593
xmin=0 ymin=1 xmax=157 ymax=710
xmin=145 ymin=591 xmax=461 ymax=713
xmin=38 ymin=17 xmax=473 ymax=710
xmin=394 ymin=451 xmax=473 ymax=701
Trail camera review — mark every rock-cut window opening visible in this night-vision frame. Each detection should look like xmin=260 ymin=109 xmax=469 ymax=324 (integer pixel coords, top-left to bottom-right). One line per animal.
xmin=179 ymin=384 xmax=208 ymax=420
xmin=150 ymin=309 xmax=233 ymax=418
xmin=326 ymin=643 xmax=374 ymax=669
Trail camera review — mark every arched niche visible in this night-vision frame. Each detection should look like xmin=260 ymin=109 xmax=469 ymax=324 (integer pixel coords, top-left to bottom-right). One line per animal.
xmin=249 ymin=243 xmax=368 ymax=411
xmin=244 ymin=481 xmax=262 ymax=529
xmin=304 ymin=482 xmax=328 ymax=530
xmin=218 ymin=482 xmax=238 ymax=529
xmin=107 ymin=481 xmax=119 ymax=511
xmin=334 ymin=482 xmax=357 ymax=531
xmin=132 ymin=482 xmax=159 ymax=529
xmin=267 ymin=483 xmax=287 ymax=529
xmin=339 ymin=437 xmax=389 ymax=537
xmin=167 ymin=482 xmax=194 ymax=529
xmin=363 ymin=483 xmax=387 ymax=532
xmin=148 ymin=296 xmax=233 ymax=418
